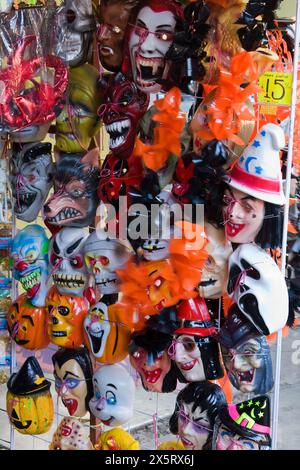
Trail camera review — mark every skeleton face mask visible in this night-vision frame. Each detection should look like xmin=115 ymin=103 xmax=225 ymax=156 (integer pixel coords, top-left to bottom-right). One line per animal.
xmin=11 ymin=225 xmax=50 ymax=307
xmin=128 ymin=2 xmax=177 ymax=93
xmin=227 ymin=243 xmax=289 ymax=335
xmin=89 ymin=364 xmax=135 ymax=426
xmin=83 ymin=230 xmax=133 ymax=295
xmin=56 ymin=0 xmax=96 ymax=67
xmin=9 ymin=142 xmax=53 ymax=222
xmin=198 ymin=223 xmax=233 ymax=299
xmin=50 ymin=228 xmax=89 ymax=296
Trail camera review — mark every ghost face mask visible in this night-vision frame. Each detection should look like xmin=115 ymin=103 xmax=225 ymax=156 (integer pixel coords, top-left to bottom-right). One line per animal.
xmin=89 ymin=364 xmax=135 ymax=426
xmin=9 ymin=142 xmax=53 ymax=222
xmin=11 ymin=225 xmax=50 ymax=307
xmin=56 ymin=0 xmax=95 ymax=67
xmin=83 ymin=231 xmax=133 ymax=295
xmin=50 ymin=228 xmax=89 ymax=296
xmin=227 ymin=243 xmax=289 ymax=335
xmin=99 ymin=73 xmax=148 ymax=158
xmin=198 ymin=223 xmax=232 ymax=299
xmin=222 ymin=187 xmax=265 ymax=244
xmin=128 ymin=2 xmax=177 ymax=93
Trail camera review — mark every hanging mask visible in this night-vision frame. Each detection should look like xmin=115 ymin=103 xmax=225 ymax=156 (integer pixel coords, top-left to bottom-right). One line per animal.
xmin=84 ymin=301 xmax=131 ymax=364
xmin=9 ymin=142 xmax=53 ymax=222
xmin=170 ymin=297 xmax=223 ymax=382
xmin=212 ymin=395 xmax=271 ymax=450
xmin=98 ymin=152 xmax=144 ymax=211
xmin=1 ymin=122 xmax=52 ymax=144
xmin=219 ymin=305 xmax=274 ymax=395
xmin=227 ymin=243 xmax=289 ymax=335
xmin=11 ymin=225 xmax=50 ymax=307
xmin=198 ymin=222 xmax=232 ymax=299
xmin=43 ymin=150 xmax=100 ymax=228
xmin=95 ymin=428 xmax=140 ymax=450
xmin=50 ymin=227 xmax=89 ymax=296
xmin=169 ymin=381 xmax=227 ymax=450
xmin=129 ymin=329 xmax=178 ymax=393
xmin=83 ymin=230 xmax=133 ymax=295
xmin=46 ymin=286 xmax=88 ymax=348
xmin=126 ymin=0 xmax=183 ymax=94
xmin=99 ymin=73 xmax=149 ymax=159
xmin=7 ymin=293 xmax=49 ymax=351
xmin=52 ymin=347 xmax=93 ymax=418
xmin=50 ymin=417 xmax=93 ymax=450
xmin=89 ymin=363 xmax=135 ymax=426
xmin=95 ymin=0 xmax=138 ymax=72
xmin=55 ymin=64 xmax=102 ymax=154
xmin=56 ymin=0 xmax=96 ymax=67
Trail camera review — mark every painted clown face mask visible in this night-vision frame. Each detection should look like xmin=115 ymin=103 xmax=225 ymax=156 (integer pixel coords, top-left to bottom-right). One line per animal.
xmin=128 ymin=5 xmax=176 ymax=93
xmin=9 ymin=142 xmax=53 ymax=223
xmin=89 ymin=364 xmax=135 ymax=426
xmin=222 ymin=187 xmax=265 ymax=244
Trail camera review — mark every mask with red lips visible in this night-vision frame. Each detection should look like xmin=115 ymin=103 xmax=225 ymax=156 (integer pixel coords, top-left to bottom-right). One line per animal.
xmin=99 ymin=73 xmax=149 ymax=159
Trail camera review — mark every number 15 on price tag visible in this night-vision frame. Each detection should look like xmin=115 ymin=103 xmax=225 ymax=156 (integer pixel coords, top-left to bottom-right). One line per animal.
xmin=258 ymin=72 xmax=293 ymax=106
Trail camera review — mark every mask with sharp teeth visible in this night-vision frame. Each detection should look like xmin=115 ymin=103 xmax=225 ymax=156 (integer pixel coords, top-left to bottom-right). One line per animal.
xmin=219 ymin=304 xmax=274 ymax=395
xmin=43 ymin=150 xmax=100 ymax=228
xmin=126 ymin=0 xmax=183 ymax=94
xmin=9 ymin=142 xmax=54 ymax=222
xmin=99 ymin=73 xmax=149 ymax=159
xmin=11 ymin=225 xmax=50 ymax=307
xmin=50 ymin=227 xmax=89 ymax=297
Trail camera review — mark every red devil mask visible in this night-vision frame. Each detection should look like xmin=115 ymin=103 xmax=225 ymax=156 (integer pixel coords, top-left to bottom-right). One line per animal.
xmin=172 ymin=155 xmax=196 ymax=204
xmin=98 ymin=73 xmax=149 ymax=159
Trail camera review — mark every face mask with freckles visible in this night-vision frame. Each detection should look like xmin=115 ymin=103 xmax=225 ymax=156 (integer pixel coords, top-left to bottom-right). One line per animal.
xmin=178 ymin=402 xmax=211 ymax=450
xmin=222 ymin=187 xmax=265 ymax=244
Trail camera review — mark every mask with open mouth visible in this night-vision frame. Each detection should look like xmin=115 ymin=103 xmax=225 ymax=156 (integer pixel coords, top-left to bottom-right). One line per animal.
xmin=50 ymin=227 xmax=89 ymax=296
xmin=50 ymin=417 xmax=93 ymax=450
xmin=127 ymin=0 xmax=183 ymax=93
xmin=9 ymin=142 xmax=54 ymax=223
xmin=11 ymin=225 xmax=50 ymax=307
xmin=43 ymin=150 xmax=100 ymax=228
xmin=99 ymin=73 xmax=149 ymax=159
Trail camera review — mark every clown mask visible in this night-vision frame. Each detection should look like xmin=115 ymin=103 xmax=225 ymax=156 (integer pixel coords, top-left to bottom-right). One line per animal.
xmin=55 ymin=64 xmax=102 ymax=154
xmin=9 ymin=142 xmax=53 ymax=222
xmin=96 ymin=0 xmax=138 ymax=71
xmin=11 ymin=225 xmax=50 ymax=307
xmin=44 ymin=150 xmax=100 ymax=228
xmin=46 ymin=286 xmax=88 ymax=348
xmin=89 ymin=363 xmax=135 ymax=426
xmin=99 ymin=73 xmax=148 ymax=158
xmin=128 ymin=0 xmax=178 ymax=93
xmin=50 ymin=227 xmax=89 ymax=296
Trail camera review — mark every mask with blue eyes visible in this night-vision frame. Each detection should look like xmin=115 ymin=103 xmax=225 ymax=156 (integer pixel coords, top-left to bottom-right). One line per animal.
xmin=89 ymin=363 xmax=135 ymax=427
xmin=11 ymin=224 xmax=50 ymax=307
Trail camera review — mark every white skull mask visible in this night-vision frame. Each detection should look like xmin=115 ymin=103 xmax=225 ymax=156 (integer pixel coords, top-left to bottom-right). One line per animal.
xmin=50 ymin=227 xmax=89 ymax=296
xmin=83 ymin=231 xmax=133 ymax=295
xmin=227 ymin=243 xmax=288 ymax=335
xmin=89 ymin=364 xmax=135 ymax=426
xmin=56 ymin=0 xmax=96 ymax=67
xmin=84 ymin=301 xmax=111 ymax=359
xmin=9 ymin=142 xmax=53 ymax=222
xmin=198 ymin=223 xmax=233 ymax=299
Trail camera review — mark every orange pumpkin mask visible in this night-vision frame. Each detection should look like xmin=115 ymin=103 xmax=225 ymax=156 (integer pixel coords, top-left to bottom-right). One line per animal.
xmin=7 ymin=293 xmax=49 ymax=350
xmin=83 ymin=301 xmax=131 ymax=364
xmin=46 ymin=286 xmax=88 ymax=348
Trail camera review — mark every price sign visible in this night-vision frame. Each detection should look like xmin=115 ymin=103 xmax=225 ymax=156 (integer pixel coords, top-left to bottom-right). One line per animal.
xmin=258 ymin=72 xmax=293 ymax=106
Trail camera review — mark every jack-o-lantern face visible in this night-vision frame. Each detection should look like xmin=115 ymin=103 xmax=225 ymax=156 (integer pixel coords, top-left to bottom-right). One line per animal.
xmin=46 ymin=286 xmax=88 ymax=348
xmin=7 ymin=293 xmax=49 ymax=350
xmin=83 ymin=301 xmax=131 ymax=363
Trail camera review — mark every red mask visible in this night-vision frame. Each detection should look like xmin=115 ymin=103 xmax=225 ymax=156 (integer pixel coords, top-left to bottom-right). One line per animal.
xmin=172 ymin=155 xmax=196 ymax=204
xmin=98 ymin=73 xmax=149 ymax=159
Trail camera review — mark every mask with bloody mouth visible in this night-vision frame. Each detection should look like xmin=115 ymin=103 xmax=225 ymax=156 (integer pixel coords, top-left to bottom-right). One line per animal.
xmin=219 ymin=305 xmax=274 ymax=395
xmin=99 ymin=73 xmax=149 ymax=159
xmin=43 ymin=150 xmax=100 ymax=228
xmin=126 ymin=0 xmax=184 ymax=94
xmin=129 ymin=329 xmax=178 ymax=392
xmin=11 ymin=224 xmax=50 ymax=308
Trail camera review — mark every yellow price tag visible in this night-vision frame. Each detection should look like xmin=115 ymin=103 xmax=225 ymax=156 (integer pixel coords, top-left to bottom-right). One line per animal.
xmin=258 ymin=72 xmax=293 ymax=106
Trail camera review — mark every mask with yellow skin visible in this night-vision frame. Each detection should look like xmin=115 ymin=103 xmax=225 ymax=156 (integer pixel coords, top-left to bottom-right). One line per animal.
xmin=55 ymin=64 xmax=102 ymax=153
